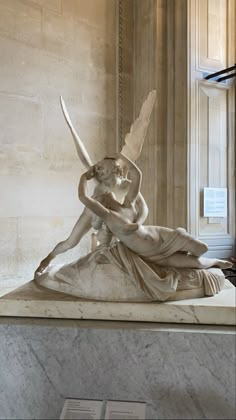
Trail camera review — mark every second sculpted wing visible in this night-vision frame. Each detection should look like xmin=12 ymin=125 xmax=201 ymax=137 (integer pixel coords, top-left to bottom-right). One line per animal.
xmin=60 ymin=96 xmax=93 ymax=169
xmin=121 ymin=90 xmax=156 ymax=161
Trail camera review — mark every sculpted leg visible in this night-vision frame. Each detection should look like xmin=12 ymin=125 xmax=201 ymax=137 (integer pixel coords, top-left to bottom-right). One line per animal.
xmin=35 ymin=208 xmax=92 ymax=275
xmin=179 ymin=238 xmax=208 ymax=257
xmin=157 ymin=252 xmax=233 ymax=269
xmin=160 ymin=227 xmax=208 ymax=257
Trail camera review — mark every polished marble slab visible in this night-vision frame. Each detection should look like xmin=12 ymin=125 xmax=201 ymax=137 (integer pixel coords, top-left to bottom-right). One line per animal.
xmin=0 ymin=279 xmax=235 ymax=326
xmin=0 ymin=319 xmax=235 ymax=419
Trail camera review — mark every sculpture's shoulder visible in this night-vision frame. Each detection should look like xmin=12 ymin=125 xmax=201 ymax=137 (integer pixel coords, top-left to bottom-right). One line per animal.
xmin=120 ymin=178 xmax=131 ymax=190
xmin=112 ymin=179 xmax=131 ymax=203
xmin=93 ymin=183 xmax=107 ymax=197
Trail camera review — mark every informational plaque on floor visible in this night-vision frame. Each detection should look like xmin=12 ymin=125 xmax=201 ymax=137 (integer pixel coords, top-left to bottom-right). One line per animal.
xmin=104 ymin=400 xmax=146 ymax=419
xmin=60 ymin=399 xmax=103 ymax=420
xmin=60 ymin=398 xmax=146 ymax=420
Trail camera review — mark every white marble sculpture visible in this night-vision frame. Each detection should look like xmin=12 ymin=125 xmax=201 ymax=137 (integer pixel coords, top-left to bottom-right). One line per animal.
xmin=35 ymin=92 xmax=232 ymax=302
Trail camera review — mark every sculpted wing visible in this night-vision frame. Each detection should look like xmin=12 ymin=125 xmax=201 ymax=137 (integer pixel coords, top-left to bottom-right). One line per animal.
xmin=121 ymin=90 xmax=156 ymax=161
xmin=60 ymin=96 xmax=93 ymax=169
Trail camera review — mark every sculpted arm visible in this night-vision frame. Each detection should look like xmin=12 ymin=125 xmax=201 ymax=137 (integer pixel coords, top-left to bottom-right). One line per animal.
xmin=121 ymin=192 xmax=148 ymax=234
xmin=79 ymin=171 xmax=110 ymax=221
xmin=136 ymin=192 xmax=148 ymax=225
xmin=119 ymin=153 xmax=142 ymax=206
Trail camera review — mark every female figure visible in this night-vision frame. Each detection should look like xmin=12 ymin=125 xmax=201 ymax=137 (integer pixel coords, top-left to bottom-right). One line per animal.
xmin=35 ymin=154 xmax=230 ymax=302
xmin=79 ymin=153 xmax=232 ymax=271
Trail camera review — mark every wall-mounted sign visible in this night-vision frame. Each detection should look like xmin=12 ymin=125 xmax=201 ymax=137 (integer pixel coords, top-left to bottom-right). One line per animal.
xmin=203 ymin=188 xmax=227 ymax=218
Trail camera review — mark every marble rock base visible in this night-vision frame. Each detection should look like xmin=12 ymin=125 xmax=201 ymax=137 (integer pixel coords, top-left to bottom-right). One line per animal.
xmin=0 ymin=279 xmax=235 ymax=325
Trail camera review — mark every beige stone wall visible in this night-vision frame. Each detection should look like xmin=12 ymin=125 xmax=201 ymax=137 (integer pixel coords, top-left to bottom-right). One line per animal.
xmin=132 ymin=0 xmax=187 ymax=228
xmin=0 ymin=0 xmax=117 ymax=281
xmin=116 ymin=0 xmax=134 ymax=149
xmin=133 ymin=0 xmax=158 ymax=226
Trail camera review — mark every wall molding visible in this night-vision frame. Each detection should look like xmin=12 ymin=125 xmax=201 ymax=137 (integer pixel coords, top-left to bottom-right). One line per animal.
xmin=187 ymin=0 xmax=235 ymax=257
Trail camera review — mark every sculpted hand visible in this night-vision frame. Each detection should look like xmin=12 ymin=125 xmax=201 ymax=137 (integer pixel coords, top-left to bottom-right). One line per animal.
xmin=35 ymin=255 xmax=52 ymax=276
xmin=123 ymin=223 xmax=140 ymax=234
xmin=106 ymin=153 xmax=120 ymax=160
xmin=85 ymin=166 xmax=96 ymax=180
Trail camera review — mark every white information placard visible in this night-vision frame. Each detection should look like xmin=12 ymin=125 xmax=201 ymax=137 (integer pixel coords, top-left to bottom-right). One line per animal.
xmin=60 ymin=399 xmax=103 ymax=420
xmin=60 ymin=399 xmax=146 ymax=420
xmin=203 ymin=188 xmax=227 ymax=218
xmin=105 ymin=401 xmax=146 ymax=420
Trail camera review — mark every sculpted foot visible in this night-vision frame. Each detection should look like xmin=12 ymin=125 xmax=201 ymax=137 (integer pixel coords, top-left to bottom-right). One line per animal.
xmin=34 ymin=255 xmax=52 ymax=276
xmin=214 ymin=259 xmax=233 ymax=269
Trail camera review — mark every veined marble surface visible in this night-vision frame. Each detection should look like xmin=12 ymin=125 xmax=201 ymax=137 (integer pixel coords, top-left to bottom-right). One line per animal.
xmin=0 ymin=279 xmax=235 ymax=326
xmin=0 ymin=320 xmax=235 ymax=419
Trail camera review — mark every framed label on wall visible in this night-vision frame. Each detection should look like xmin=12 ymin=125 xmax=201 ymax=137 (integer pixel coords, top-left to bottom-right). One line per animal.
xmin=203 ymin=188 xmax=227 ymax=218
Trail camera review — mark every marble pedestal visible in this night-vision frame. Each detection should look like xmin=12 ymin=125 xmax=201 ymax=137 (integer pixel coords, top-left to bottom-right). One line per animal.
xmin=0 ymin=317 xmax=235 ymax=420
xmin=0 ymin=279 xmax=235 ymax=326
xmin=0 ymin=278 xmax=235 ymax=419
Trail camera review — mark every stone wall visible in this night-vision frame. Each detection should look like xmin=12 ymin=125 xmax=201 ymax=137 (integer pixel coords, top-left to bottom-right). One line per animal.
xmin=0 ymin=0 xmax=117 ymax=282
xmin=116 ymin=0 xmax=134 ymax=150
xmin=133 ymin=0 xmax=187 ymax=228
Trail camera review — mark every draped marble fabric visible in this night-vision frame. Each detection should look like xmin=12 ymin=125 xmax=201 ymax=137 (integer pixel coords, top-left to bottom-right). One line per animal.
xmin=35 ymin=238 xmax=225 ymax=302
